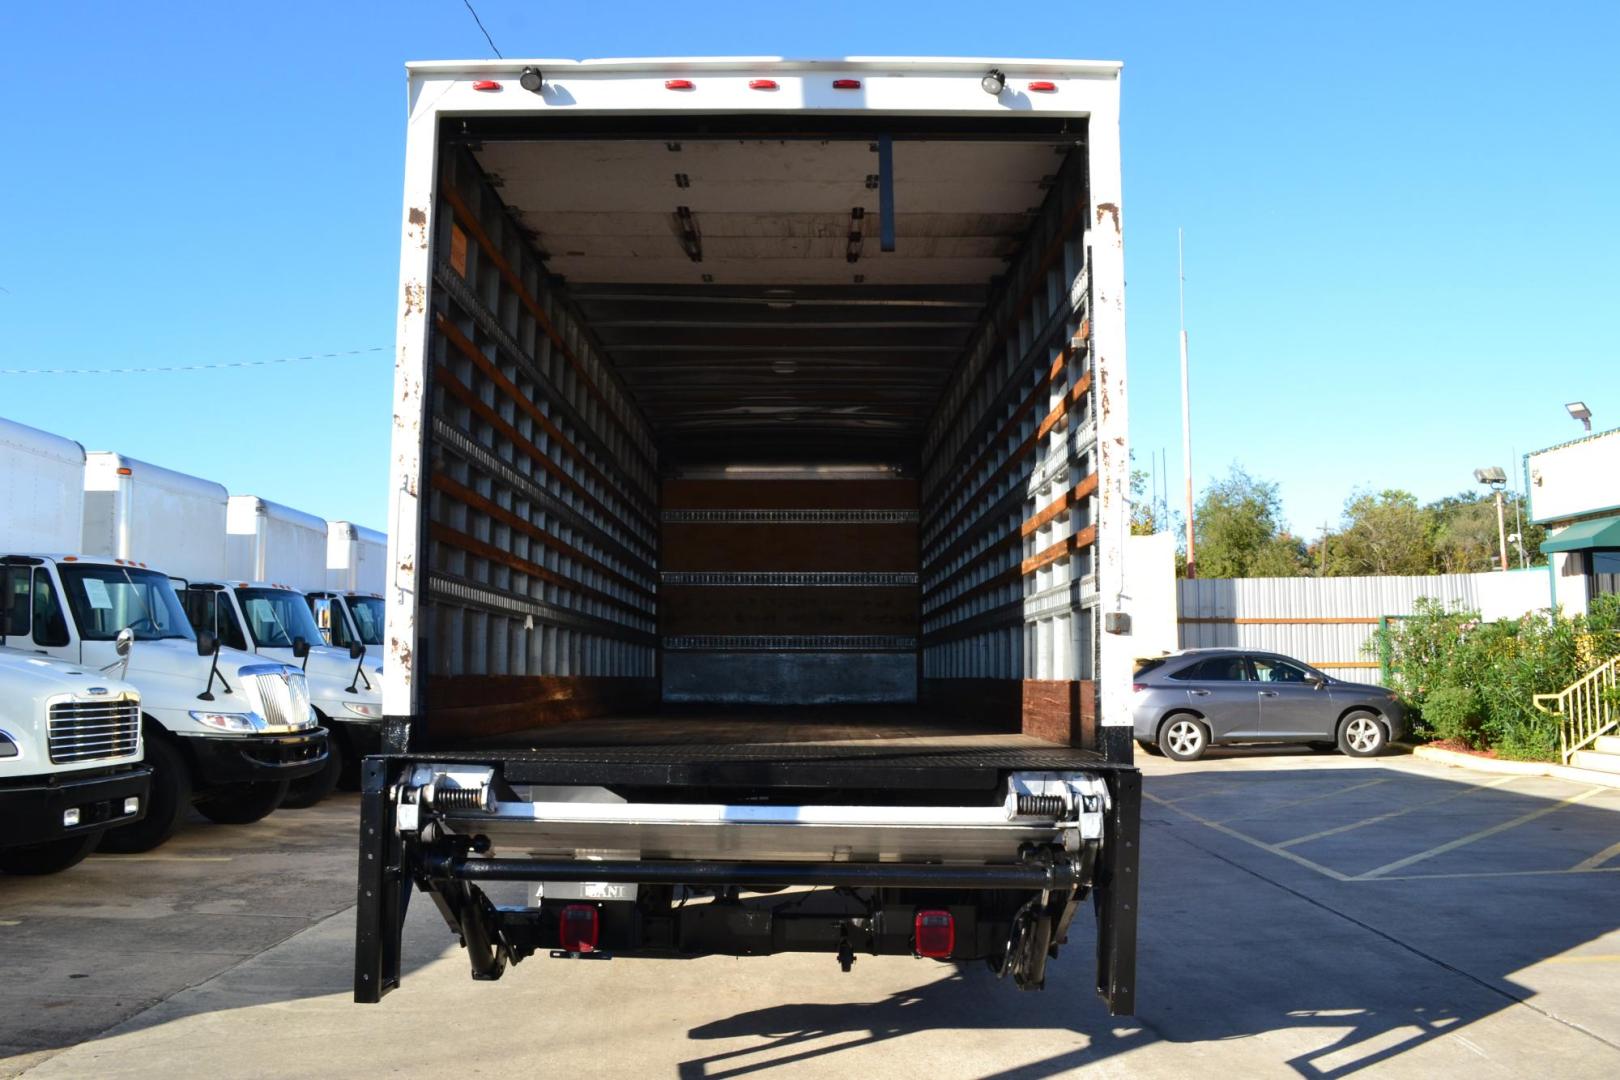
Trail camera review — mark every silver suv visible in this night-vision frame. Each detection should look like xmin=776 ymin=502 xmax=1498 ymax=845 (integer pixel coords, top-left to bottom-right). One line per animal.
xmin=1131 ymin=649 xmax=1406 ymax=761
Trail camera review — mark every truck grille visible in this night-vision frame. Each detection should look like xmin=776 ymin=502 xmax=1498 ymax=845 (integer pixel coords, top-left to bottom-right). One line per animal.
xmin=250 ymin=669 xmax=311 ymax=730
xmin=48 ymin=698 xmax=140 ymax=764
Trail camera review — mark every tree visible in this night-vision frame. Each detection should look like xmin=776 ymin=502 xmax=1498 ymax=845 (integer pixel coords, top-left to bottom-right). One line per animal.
xmin=1322 ymin=489 xmax=1435 ymax=576
xmin=1429 ymin=490 xmax=1545 ymax=571
xmin=1190 ymin=464 xmax=1307 ymax=578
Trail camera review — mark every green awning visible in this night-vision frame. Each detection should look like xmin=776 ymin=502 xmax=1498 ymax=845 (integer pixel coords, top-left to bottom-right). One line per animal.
xmin=1542 ymin=515 xmax=1620 ymax=553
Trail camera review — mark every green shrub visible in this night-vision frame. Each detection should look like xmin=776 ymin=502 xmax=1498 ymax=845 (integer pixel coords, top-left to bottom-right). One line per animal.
xmin=1420 ymin=684 xmax=1485 ymax=746
xmin=1373 ymin=595 xmax=1620 ymax=762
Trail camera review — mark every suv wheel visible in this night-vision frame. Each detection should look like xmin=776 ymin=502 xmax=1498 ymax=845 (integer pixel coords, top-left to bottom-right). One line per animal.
xmin=1159 ymin=716 xmax=1209 ymax=762
xmin=1338 ymin=712 xmax=1388 ymax=758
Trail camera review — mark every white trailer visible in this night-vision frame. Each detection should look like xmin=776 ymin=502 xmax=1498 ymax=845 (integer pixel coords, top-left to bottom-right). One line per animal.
xmin=326 ymin=521 xmax=387 ymax=594
xmin=0 ymin=417 xmax=86 ymax=555
xmin=1 ymin=418 xmax=327 ymax=853
xmin=226 ymin=495 xmax=327 ymax=590
xmin=82 ymin=452 xmax=229 ymax=580
xmin=357 ymin=56 xmax=1139 ymax=1014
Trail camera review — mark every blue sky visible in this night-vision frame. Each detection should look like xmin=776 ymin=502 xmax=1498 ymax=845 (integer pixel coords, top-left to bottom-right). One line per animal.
xmin=1 ymin=1 xmax=1615 ymax=538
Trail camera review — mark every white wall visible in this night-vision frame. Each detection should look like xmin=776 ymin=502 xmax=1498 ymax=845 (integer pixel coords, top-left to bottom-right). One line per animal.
xmin=1527 ymin=429 xmax=1620 ymax=524
xmin=1125 ymin=532 xmax=1178 ymax=660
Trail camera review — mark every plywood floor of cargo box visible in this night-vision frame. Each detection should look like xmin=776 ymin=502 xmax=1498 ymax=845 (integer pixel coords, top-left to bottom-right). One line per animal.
xmin=474 ymin=705 xmax=1050 ymax=751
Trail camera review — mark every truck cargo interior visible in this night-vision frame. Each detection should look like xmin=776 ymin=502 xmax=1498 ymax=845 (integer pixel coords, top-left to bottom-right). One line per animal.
xmin=418 ymin=113 xmax=1104 ymax=761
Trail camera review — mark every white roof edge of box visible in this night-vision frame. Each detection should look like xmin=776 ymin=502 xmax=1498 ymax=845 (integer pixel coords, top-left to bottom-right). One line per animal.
xmin=0 ymin=415 xmax=86 ymax=465
xmin=228 ymin=494 xmax=328 ymax=533
xmin=406 ymin=56 xmax=1123 ymax=77
xmin=328 ymin=520 xmax=386 ymax=544
xmin=83 ymin=450 xmax=228 ymax=501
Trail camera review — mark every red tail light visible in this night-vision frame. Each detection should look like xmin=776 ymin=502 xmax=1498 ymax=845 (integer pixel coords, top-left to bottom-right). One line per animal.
xmin=914 ymin=910 xmax=954 ymax=958
xmin=1028 ymin=81 xmax=1057 ymax=92
xmin=471 ymin=80 xmax=502 ymax=92
xmin=559 ymin=904 xmax=599 ymax=952
xmin=665 ymin=79 xmax=695 ymax=90
xmin=749 ymin=79 xmax=779 ymax=90
xmin=832 ymin=79 xmax=861 ymax=89
xmin=1132 ymin=683 xmax=1147 ymax=693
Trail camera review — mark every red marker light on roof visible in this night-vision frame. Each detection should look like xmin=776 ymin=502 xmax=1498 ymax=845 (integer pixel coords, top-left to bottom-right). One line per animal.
xmin=116 ymin=466 xmax=133 ymax=476
xmin=471 ymin=80 xmax=502 ymax=92
xmin=749 ymin=79 xmax=778 ymax=91
xmin=1028 ymin=81 xmax=1057 ymax=92
xmin=665 ymin=79 xmax=695 ymax=90
xmin=832 ymin=79 xmax=861 ymax=89
xmin=914 ymin=910 xmax=954 ymax=958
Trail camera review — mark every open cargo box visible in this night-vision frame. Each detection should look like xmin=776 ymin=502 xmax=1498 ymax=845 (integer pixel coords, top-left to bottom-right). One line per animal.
xmin=363 ymin=58 xmax=1137 ymax=1013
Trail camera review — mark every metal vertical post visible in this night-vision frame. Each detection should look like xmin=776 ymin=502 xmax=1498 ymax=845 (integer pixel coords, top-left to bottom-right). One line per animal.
xmin=1095 ymin=767 xmax=1140 ymax=1015
xmin=354 ymin=757 xmax=406 ymax=1003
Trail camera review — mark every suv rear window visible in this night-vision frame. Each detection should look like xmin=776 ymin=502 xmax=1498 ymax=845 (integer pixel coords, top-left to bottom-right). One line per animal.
xmin=1134 ymin=658 xmax=1169 ymax=679
xmin=1169 ymin=656 xmax=1251 ymax=681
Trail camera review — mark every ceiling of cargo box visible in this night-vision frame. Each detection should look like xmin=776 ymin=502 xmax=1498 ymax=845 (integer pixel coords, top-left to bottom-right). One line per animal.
xmin=470 ymin=136 xmax=1075 ymax=467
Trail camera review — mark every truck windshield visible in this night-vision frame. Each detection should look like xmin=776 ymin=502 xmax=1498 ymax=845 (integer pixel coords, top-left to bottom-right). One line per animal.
xmin=345 ymin=596 xmax=385 ymax=646
xmin=59 ymin=565 xmax=196 ymax=642
xmin=235 ymin=588 xmax=325 ymax=650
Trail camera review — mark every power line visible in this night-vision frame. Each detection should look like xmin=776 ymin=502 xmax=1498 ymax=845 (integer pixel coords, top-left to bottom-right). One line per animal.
xmin=460 ymin=0 xmax=503 ymax=59
xmin=0 ymin=346 xmax=387 ymax=377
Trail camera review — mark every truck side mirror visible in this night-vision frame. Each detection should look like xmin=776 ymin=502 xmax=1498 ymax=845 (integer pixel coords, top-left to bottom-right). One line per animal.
xmin=293 ymin=636 xmax=311 ymax=659
xmin=115 ymin=627 xmax=135 ymax=659
xmin=196 ymin=630 xmax=219 ymax=658
xmin=349 ymin=641 xmax=366 ymax=661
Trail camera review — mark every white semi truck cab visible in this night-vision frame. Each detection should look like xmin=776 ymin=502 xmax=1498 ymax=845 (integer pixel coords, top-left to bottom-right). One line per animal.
xmin=305 ymin=589 xmax=385 ymax=667
xmin=180 ymin=579 xmax=382 ymax=804
xmin=0 ymin=554 xmax=328 ymax=851
xmin=0 ymin=646 xmax=149 ymax=874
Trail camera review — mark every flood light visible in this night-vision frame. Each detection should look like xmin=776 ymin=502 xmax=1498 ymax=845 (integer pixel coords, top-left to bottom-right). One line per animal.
xmin=1566 ymin=401 xmax=1592 ymax=431
xmin=1473 ymin=466 xmax=1506 ymax=486
xmin=519 ymin=67 xmax=544 ymax=93
xmin=981 ymin=69 xmax=1005 ymax=96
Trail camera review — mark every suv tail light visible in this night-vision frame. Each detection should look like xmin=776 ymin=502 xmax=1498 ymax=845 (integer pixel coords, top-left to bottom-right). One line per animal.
xmin=914 ymin=910 xmax=954 ymax=958
xmin=559 ymin=904 xmax=599 ymax=952
xmin=1132 ymin=683 xmax=1148 ymax=693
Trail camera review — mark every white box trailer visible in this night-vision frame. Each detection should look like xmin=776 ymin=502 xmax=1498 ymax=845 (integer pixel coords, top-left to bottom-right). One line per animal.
xmin=326 ymin=522 xmax=387 ymax=594
xmin=0 ymin=417 xmax=87 ymax=555
xmin=82 ymin=452 xmax=229 ymax=579
xmin=358 ymin=56 xmax=1138 ymax=1015
xmin=226 ymin=496 xmax=327 ymax=591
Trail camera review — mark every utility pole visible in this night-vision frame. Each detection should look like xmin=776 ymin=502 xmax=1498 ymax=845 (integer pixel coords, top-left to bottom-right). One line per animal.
xmin=1179 ymin=229 xmax=1196 ymax=577
xmin=1493 ymin=487 xmax=1509 ymax=572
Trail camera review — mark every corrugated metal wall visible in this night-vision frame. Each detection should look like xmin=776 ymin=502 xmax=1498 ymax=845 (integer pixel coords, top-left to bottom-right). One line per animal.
xmin=1176 ymin=574 xmax=1520 ymax=675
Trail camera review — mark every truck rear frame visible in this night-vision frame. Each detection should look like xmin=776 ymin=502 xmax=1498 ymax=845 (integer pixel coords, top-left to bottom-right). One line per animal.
xmin=358 ymin=56 xmax=1139 ymax=1015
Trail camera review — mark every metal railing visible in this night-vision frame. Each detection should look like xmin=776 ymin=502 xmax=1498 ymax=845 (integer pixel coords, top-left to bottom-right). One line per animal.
xmin=1534 ymin=656 xmax=1620 ymax=764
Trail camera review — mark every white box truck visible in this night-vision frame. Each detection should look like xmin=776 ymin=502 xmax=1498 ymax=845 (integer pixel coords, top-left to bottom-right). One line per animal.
xmin=1 ymin=418 xmax=328 ymax=852
xmin=355 ymin=57 xmax=1139 ymax=1014
xmin=307 ymin=521 xmax=387 ymax=667
xmin=0 ymin=646 xmax=149 ymax=875
xmin=226 ymin=495 xmax=327 ymax=589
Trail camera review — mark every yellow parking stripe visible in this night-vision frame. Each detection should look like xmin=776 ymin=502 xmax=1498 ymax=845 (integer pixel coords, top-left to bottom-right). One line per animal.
xmin=1358 ymin=787 xmax=1604 ymax=879
xmin=1276 ymin=776 xmax=1519 ymax=849
xmin=1144 ymin=791 xmax=1351 ymax=881
xmin=1572 ymin=838 xmax=1620 ymax=872
xmin=1216 ymin=777 xmax=1392 ymax=825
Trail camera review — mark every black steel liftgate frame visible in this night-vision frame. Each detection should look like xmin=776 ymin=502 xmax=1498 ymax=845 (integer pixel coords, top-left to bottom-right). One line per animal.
xmin=353 ymin=756 xmax=1140 ymax=1015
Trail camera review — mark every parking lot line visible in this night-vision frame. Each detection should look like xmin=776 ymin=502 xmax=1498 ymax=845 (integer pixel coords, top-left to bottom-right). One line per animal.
xmin=1274 ymin=775 xmax=1519 ymax=849
xmin=1215 ymin=776 xmax=1392 ymax=824
xmin=1144 ymin=791 xmax=1352 ymax=881
xmin=1357 ymin=787 xmax=1604 ymax=880
xmin=1572 ymin=838 xmax=1620 ymax=872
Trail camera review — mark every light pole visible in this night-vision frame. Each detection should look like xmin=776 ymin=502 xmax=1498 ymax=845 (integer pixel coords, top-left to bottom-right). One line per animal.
xmin=1474 ymin=467 xmax=1509 ymax=571
xmin=1566 ymin=401 xmax=1592 ymax=432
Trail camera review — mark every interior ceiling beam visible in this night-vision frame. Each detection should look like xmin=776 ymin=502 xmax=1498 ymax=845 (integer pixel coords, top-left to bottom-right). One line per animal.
xmin=566 ymin=284 xmax=989 ymax=305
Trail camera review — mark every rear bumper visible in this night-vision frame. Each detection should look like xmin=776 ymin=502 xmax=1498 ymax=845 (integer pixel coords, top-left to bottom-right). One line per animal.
xmin=185 ymin=728 xmax=330 ymax=786
xmin=0 ymin=764 xmax=151 ymax=849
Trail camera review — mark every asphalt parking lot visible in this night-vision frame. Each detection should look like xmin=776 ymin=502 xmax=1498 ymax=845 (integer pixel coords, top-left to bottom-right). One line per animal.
xmin=3 ymin=750 xmax=1619 ymax=1078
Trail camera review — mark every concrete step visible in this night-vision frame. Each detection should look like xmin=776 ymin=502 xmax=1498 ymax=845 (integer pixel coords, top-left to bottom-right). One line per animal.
xmin=1593 ymin=735 xmax=1620 ymax=755
xmin=1570 ymin=749 xmax=1620 ymax=775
